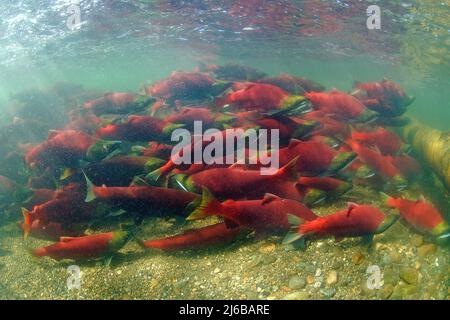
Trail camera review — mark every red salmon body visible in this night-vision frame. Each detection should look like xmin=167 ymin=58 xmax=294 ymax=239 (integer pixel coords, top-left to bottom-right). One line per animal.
xmin=257 ymin=74 xmax=325 ymax=94
xmin=351 ymin=127 xmax=403 ymax=155
xmin=86 ymin=177 xmax=198 ymax=215
xmin=303 ymin=111 xmax=349 ymax=137
xmin=140 ymin=142 xmax=173 ymax=159
xmin=83 ymin=93 xmax=136 ymax=115
xmin=19 ymin=219 xmax=86 ymax=241
xmin=385 ymin=196 xmax=449 ymax=236
xmin=96 ymin=115 xmax=179 ymax=142
xmin=146 ymin=127 xmax=258 ymax=181
xmin=219 ymin=83 xmax=289 ymax=111
xmin=25 ymin=130 xmax=95 ymax=169
xmin=181 ymin=158 xmax=297 ymax=199
xmin=32 ymin=231 xmax=130 ymax=261
xmin=305 ymin=91 xmax=376 ymax=122
xmin=142 ymin=222 xmax=242 ymax=251
xmin=297 ymin=177 xmax=351 ymax=192
xmin=347 ymin=139 xmax=407 ymax=188
xmin=84 ymin=156 xmax=164 ymax=187
xmin=355 ymin=79 xmax=414 ymax=116
xmin=388 ymin=154 xmax=422 ymax=179
xmin=23 ymin=188 xmax=55 ymax=209
xmin=188 ymin=190 xmax=317 ymax=235
xmin=278 ymin=140 xmax=355 ymax=175
xmin=22 ymin=184 xmax=97 ymax=238
xmin=297 ymin=203 xmax=394 ymax=240
xmin=165 ymin=107 xmax=217 ymax=127
xmin=146 ymin=71 xmax=215 ymax=101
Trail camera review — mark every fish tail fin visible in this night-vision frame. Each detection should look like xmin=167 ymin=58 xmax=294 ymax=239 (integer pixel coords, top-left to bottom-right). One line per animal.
xmin=287 ymin=213 xmax=304 ymax=228
xmin=82 ymin=171 xmax=97 ymax=203
xmin=283 ymin=214 xmax=307 ymax=248
xmin=436 ymin=231 xmax=450 ymax=246
xmin=144 ymin=157 xmax=166 ymax=173
xmin=375 ymin=210 xmax=400 ymax=234
xmin=279 ymin=95 xmax=311 ymax=115
xmin=25 ymin=245 xmax=42 ymax=258
xmin=405 ymin=95 xmax=415 ymax=107
xmin=60 ymin=168 xmax=76 ymax=181
xmin=282 ymin=232 xmax=306 ymax=249
xmin=379 ymin=192 xmax=393 ymax=206
xmin=274 ymin=156 xmax=298 ymax=181
xmin=146 ymin=160 xmax=174 ymax=185
xmin=21 ymin=208 xmax=31 ymax=240
xmin=186 ymin=188 xmax=222 ymax=221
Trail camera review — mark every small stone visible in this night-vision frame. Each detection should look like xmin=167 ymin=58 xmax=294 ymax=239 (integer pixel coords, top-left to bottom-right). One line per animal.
xmin=262 ymin=255 xmax=277 ymax=265
xmin=379 ymin=284 xmax=394 ymax=300
xmin=360 ymin=280 xmax=375 ymax=297
xmin=388 ymin=251 xmax=401 ymax=263
xmin=383 ymin=269 xmax=397 ymax=286
xmin=320 ymin=287 xmax=336 ymax=298
xmin=417 ymin=243 xmax=436 ymax=258
xmin=214 ymin=268 xmax=221 ymax=274
xmin=247 ymin=255 xmax=263 ymax=269
xmin=326 ymin=270 xmax=338 ymax=285
xmin=259 ymin=243 xmax=276 ymax=254
xmin=246 ymin=291 xmax=259 ymax=300
xmin=352 ymin=252 xmax=365 ymax=265
xmin=391 ymin=283 xmax=417 ymax=299
xmin=399 ymin=267 xmax=418 ymax=285
xmin=306 ymin=275 xmax=315 ymax=284
xmin=288 ymin=276 xmax=307 ymax=290
xmin=174 ymin=278 xmax=189 ymax=288
xmin=411 ymin=234 xmax=424 ymax=247
xmin=282 ymin=291 xmax=310 ymax=300
xmin=150 ymin=278 xmax=159 ymax=290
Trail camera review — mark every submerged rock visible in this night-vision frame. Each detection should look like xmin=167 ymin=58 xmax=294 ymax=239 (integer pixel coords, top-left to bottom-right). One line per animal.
xmin=282 ymin=291 xmax=310 ymax=300
xmin=326 ymin=270 xmax=338 ymax=285
xmin=399 ymin=267 xmax=418 ymax=285
xmin=288 ymin=276 xmax=307 ymax=290
xmin=417 ymin=244 xmax=436 ymax=257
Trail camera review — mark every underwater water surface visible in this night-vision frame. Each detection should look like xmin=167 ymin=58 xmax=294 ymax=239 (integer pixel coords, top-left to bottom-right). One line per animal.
xmin=0 ymin=1 xmax=449 ymax=300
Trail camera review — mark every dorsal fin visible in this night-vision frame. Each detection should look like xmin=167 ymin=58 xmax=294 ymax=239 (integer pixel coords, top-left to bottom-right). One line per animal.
xmin=48 ymin=130 xmax=61 ymax=139
xmin=346 ymin=202 xmax=358 ymax=217
xmin=59 ymin=237 xmax=78 ymax=243
xmin=261 ymin=193 xmax=281 ymax=205
xmin=288 ymin=139 xmax=302 ymax=149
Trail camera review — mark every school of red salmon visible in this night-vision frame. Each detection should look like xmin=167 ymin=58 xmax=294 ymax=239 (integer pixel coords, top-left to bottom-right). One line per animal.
xmin=1 ymin=63 xmax=448 ymax=263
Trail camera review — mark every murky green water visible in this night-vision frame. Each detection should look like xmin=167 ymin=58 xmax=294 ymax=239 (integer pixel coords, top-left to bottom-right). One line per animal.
xmin=0 ymin=1 xmax=449 ymax=300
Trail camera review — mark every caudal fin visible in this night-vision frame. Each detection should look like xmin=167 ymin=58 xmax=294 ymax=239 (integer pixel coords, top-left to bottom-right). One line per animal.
xmin=83 ymin=171 xmax=97 ymax=203
xmin=374 ymin=211 xmax=400 ymax=234
xmin=145 ymin=160 xmax=174 ymax=185
xmin=21 ymin=208 xmax=31 ymax=239
xmin=186 ymin=188 xmax=222 ymax=221
xmin=282 ymin=214 xmax=307 ymax=248
xmin=379 ymin=192 xmax=393 ymax=206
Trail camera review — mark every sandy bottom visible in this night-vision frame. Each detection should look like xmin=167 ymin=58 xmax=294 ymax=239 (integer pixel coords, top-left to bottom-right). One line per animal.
xmin=0 ymin=187 xmax=448 ymax=300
